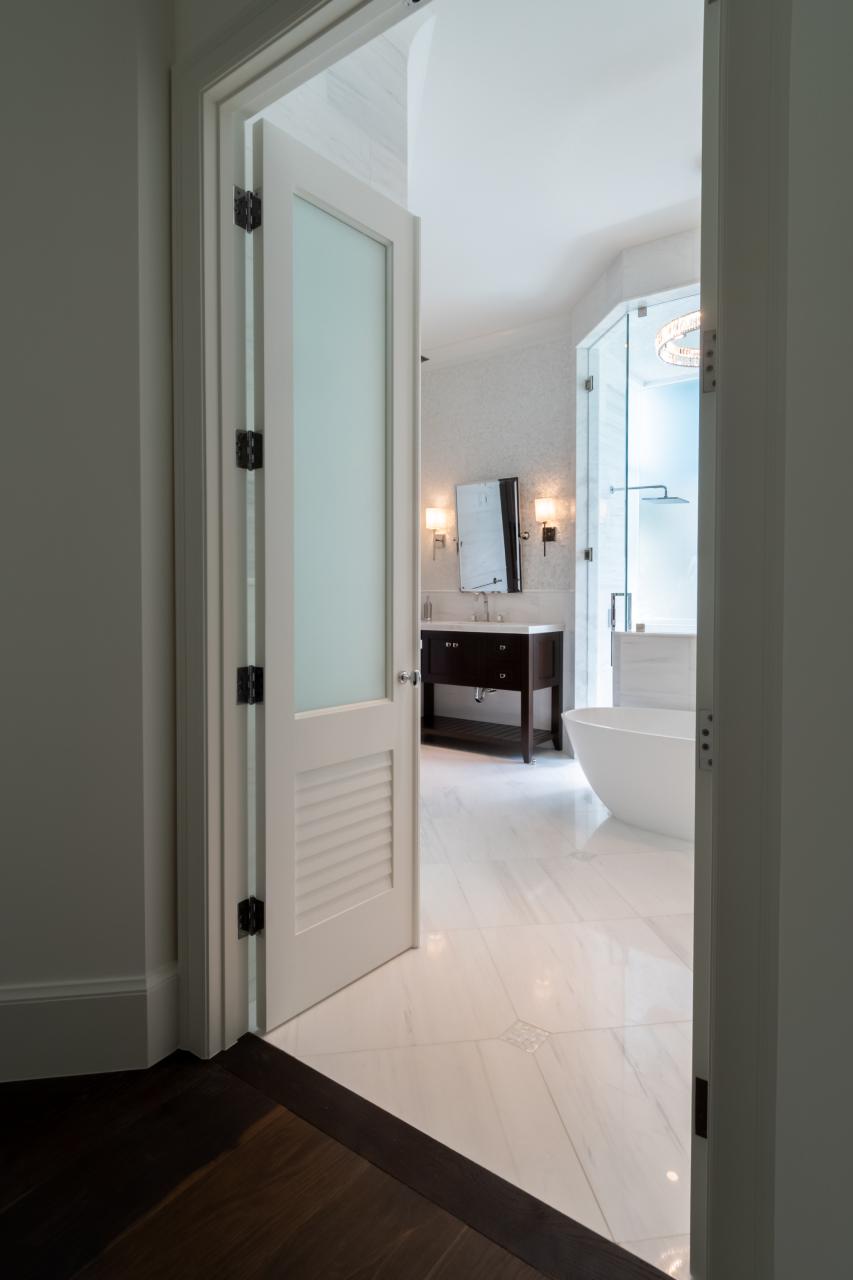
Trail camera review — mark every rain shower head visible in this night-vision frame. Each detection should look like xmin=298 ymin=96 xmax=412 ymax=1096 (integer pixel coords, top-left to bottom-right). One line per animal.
xmin=610 ymin=484 xmax=689 ymax=505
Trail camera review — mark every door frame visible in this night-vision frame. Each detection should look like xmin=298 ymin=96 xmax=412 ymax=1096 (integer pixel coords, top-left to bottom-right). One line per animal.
xmin=172 ymin=2 xmax=784 ymax=1277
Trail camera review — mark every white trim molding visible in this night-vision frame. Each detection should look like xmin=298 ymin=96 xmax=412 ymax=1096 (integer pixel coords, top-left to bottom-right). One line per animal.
xmin=0 ymin=965 xmax=179 ymax=1082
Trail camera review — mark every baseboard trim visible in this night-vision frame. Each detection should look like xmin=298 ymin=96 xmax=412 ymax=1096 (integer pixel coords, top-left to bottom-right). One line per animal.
xmin=218 ymin=1034 xmax=659 ymax=1280
xmin=0 ymin=966 xmax=179 ymax=1082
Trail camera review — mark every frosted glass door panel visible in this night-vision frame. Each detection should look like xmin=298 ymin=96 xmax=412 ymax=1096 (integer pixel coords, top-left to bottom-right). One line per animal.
xmin=293 ymin=196 xmax=388 ymax=713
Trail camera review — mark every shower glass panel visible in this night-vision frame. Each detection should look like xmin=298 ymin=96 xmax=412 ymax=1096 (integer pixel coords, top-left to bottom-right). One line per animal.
xmin=586 ymin=314 xmax=629 ymax=707
xmin=580 ymin=292 xmax=700 ymax=709
xmin=626 ymin=295 xmax=700 ymax=634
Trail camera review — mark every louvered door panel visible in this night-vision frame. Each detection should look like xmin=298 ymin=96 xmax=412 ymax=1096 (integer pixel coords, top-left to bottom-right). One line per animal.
xmin=295 ymin=752 xmax=393 ymax=933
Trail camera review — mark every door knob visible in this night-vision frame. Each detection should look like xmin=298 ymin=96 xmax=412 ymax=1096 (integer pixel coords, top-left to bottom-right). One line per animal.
xmin=398 ymin=669 xmax=422 ymax=687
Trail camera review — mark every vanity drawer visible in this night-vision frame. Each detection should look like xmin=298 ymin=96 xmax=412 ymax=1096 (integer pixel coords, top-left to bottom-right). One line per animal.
xmin=482 ymin=634 xmax=519 ymax=662
xmin=422 ymin=631 xmax=478 ymax=681
xmin=482 ymin=659 xmax=521 ymax=690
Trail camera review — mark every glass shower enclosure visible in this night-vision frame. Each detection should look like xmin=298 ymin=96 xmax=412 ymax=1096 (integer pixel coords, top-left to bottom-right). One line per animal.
xmin=578 ymin=292 xmax=700 ymax=708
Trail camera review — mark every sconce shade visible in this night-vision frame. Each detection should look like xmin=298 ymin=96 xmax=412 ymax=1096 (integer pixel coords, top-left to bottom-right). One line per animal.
xmin=425 ymin=507 xmax=447 ymax=531
xmin=534 ymin=498 xmax=557 ymax=524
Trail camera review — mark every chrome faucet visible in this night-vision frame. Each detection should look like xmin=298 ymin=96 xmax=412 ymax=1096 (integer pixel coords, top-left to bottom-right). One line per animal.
xmin=477 ymin=592 xmax=490 ymax=622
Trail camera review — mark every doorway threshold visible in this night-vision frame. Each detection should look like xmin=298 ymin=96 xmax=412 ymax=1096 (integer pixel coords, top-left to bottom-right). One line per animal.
xmin=217 ymin=1034 xmax=661 ymax=1280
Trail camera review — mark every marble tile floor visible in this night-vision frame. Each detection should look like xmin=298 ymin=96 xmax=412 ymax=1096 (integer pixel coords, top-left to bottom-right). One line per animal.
xmin=266 ymin=744 xmax=695 ymax=1275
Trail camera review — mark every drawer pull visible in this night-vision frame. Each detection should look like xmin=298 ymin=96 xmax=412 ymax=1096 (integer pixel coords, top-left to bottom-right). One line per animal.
xmin=499 ymin=673 xmax=507 ymax=680
xmin=498 ymin=643 xmax=507 ymax=651
xmin=445 ymin=641 xmax=460 ymax=649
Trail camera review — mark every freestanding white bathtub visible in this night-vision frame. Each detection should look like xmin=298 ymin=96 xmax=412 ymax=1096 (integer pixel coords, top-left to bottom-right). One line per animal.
xmin=563 ymin=707 xmax=696 ymax=841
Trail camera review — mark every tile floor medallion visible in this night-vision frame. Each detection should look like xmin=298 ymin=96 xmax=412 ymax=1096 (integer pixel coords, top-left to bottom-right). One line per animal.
xmin=266 ymin=743 xmax=695 ymax=1272
xmin=501 ymin=1020 xmax=551 ymax=1053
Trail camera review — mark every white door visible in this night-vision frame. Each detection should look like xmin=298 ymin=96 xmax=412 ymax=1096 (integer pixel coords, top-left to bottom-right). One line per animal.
xmin=252 ymin=122 xmax=420 ymax=1032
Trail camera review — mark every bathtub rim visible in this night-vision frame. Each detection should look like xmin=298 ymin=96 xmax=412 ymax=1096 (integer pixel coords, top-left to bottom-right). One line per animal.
xmin=563 ymin=706 xmax=696 ymax=744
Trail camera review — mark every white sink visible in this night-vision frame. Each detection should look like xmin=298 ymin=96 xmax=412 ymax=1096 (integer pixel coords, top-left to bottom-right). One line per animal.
xmin=420 ymin=620 xmax=563 ymax=635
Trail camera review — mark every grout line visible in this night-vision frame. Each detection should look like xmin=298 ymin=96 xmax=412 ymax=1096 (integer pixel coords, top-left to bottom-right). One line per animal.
xmin=530 ymin=1036 xmax=617 ymax=1244
xmin=271 ymin=1018 xmax=696 ymax=1064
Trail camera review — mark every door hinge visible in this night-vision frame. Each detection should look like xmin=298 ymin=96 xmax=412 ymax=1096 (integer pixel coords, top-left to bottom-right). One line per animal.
xmin=695 ymin=1076 xmax=709 ymax=1138
xmin=238 ymin=896 xmax=265 ymax=937
xmin=237 ymin=666 xmax=264 ymax=705
xmin=234 ymin=186 xmax=262 ymax=233
xmin=236 ymin=429 xmax=263 ymax=471
xmin=702 ymin=329 xmax=717 ymax=393
xmin=697 ymin=709 xmax=714 ymax=771
xmin=584 ymin=375 xmax=594 ymax=392
xmin=583 ymin=547 xmax=594 ymax=562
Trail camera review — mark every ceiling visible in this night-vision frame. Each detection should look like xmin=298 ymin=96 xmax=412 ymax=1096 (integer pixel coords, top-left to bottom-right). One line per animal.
xmin=404 ymin=0 xmax=704 ymax=353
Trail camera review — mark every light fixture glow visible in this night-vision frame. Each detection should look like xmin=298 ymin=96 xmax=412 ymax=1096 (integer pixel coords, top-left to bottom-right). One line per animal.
xmin=655 ymin=309 xmax=702 ymax=367
xmin=425 ymin=507 xmax=447 ymax=531
xmin=534 ymin=498 xmax=557 ymax=557
xmin=425 ymin=507 xmax=450 ymax=559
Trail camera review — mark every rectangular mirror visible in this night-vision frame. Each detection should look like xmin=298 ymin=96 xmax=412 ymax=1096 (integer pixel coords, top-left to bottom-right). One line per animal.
xmin=456 ymin=477 xmax=522 ymax=594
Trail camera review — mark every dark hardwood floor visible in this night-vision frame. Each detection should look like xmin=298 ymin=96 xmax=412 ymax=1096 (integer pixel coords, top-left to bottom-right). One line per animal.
xmin=1 ymin=1041 xmax=660 ymax=1280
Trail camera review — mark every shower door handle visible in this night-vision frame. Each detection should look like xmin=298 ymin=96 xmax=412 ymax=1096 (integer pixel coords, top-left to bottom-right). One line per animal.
xmin=609 ymin=592 xmax=633 ymax=631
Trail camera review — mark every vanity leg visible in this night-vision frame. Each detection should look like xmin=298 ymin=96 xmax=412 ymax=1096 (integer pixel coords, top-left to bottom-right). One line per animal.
xmin=551 ymin=683 xmax=563 ymax=751
xmin=521 ymin=643 xmax=535 ymax=764
xmin=422 ymin=680 xmax=435 ymax=729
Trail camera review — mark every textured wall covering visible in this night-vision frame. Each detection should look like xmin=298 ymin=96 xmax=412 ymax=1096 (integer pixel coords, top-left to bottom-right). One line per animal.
xmin=422 ymin=337 xmax=576 ymax=590
xmin=421 ymin=336 xmax=576 ymax=729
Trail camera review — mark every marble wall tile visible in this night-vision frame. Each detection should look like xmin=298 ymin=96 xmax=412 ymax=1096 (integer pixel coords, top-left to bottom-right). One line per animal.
xmin=612 ymin=632 xmax=697 ymax=711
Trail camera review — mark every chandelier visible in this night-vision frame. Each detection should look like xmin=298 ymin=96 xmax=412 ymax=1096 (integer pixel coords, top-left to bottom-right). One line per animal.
xmin=655 ymin=309 xmax=701 ymax=367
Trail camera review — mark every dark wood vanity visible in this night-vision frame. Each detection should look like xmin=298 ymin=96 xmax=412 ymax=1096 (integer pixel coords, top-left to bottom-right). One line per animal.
xmin=420 ymin=625 xmax=563 ymax=763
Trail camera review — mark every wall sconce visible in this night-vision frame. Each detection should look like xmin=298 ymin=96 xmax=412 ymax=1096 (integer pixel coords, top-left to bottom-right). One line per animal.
xmin=534 ymin=498 xmax=557 ymax=556
xmin=425 ymin=507 xmax=449 ymax=559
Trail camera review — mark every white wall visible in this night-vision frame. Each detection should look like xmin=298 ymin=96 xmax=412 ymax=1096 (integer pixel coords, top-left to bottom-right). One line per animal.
xmin=421 ymin=335 xmax=575 ymax=729
xmin=0 ymin=0 xmax=176 ymax=1079
xmin=175 ymin=0 xmax=260 ymax=61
